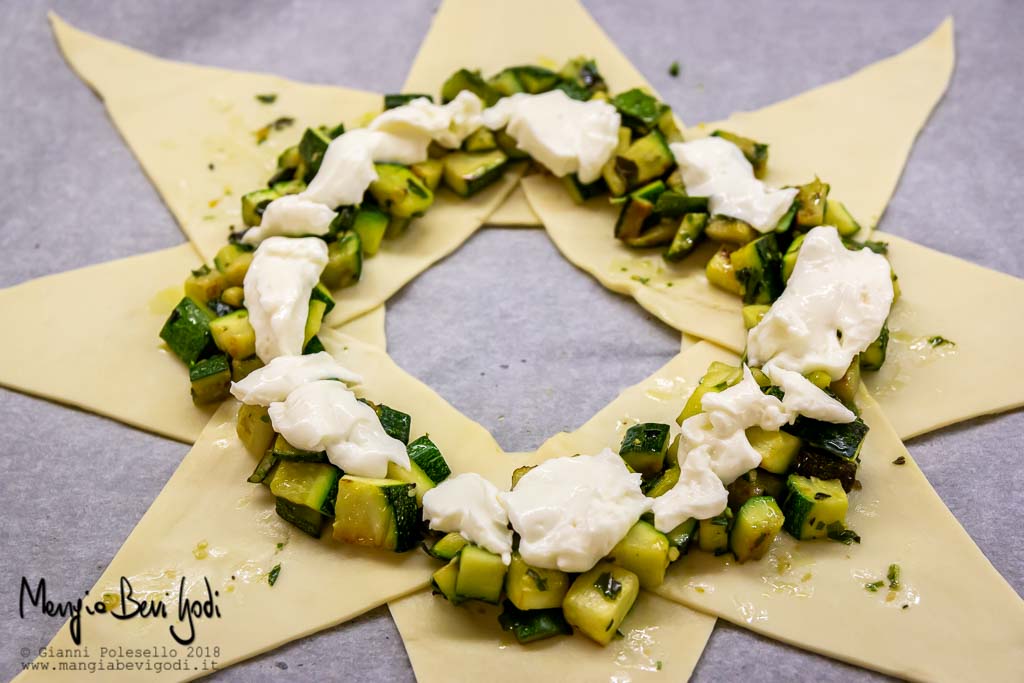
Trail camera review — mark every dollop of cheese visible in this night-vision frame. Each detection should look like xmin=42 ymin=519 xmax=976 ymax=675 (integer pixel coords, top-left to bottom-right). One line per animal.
xmin=500 ymin=448 xmax=651 ymax=573
xmin=240 ymin=195 xmax=337 ymax=245
xmin=370 ymin=91 xmax=484 ymax=149
xmin=651 ymin=449 xmax=728 ymax=533
xmin=243 ymin=237 xmax=328 ymax=362
xmin=422 ymin=473 xmax=513 ymax=563
xmin=267 ymin=380 xmax=409 ymax=478
xmin=765 ymin=365 xmax=854 ymax=423
xmin=670 ymin=136 xmax=798 ymax=233
xmin=482 ymin=90 xmax=620 ymax=183
xmin=230 ymin=352 xmax=361 ymax=406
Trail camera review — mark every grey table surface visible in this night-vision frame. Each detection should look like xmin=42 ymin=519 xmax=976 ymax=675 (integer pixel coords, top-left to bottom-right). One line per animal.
xmin=1 ymin=1 xmax=1022 ymax=681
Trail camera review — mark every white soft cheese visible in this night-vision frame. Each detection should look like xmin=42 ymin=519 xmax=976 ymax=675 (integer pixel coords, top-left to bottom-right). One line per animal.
xmin=230 ymin=352 xmax=361 ymax=406
xmin=765 ymin=365 xmax=855 ymax=423
xmin=370 ymin=90 xmax=484 ymax=149
xmin=422 ymin=473 xmax=513 ymax=563
xmin=747 ymin=225 xmax=894 ymax=380
xmin=243 ymin=237 xmax=328 ymax=362
xmin=670 ymin=136 xmax=798 ymax=232
xmin=482 ymin=90 xmax=620 ymax=183
xmin=240 ymin=195 xmax=337 ymax=245
xmin=500 ymin=448 xmax=651 ymax=573
xmin=651 ymin=449 xmax=728 ymax=533
xmin=267 ymin=380 xmax=409 ymax=478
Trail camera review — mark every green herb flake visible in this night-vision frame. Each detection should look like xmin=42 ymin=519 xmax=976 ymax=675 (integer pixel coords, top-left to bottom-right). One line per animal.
xmin=928 ymin=335 xmax=956 ymax=348
xmin=268 ymin=563 xmax=282 ymax=586
xmin=814 ymin=492 xmax=831 ymax=500
xmin=892 ymin=456 xmax=907 ymax=466
xmin=276 ymin=541 xmax=284 ymax=550
xmin=826 ymin=522 xmax=861 ymax=545
xmin=526 ymin=568 xmax=548 ymax=592
xmin=254 ymin=117 xmax=295 ymax=144
xmin=887 ymin=563 xmax=901 ymax=590
xmin=656 ymin=660 xmax=663 ymax=671
xmin=865 ymin=580 xmax=884 ymax=592
xmin=594 ymin=571 xmax=623 ymax=601
xmin=630 ymin=275 xmax=650 ymax=285
xmin=255 ymin=93 xmax=278 ymax=104
xmin=668 ymin=61 xmax=680 ymax=78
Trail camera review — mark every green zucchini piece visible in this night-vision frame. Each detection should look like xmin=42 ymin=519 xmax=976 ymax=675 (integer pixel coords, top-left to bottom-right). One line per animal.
xmin=698 ymin=508 xmax=733 ymax=554
xmin=321 ymin=231 xmax=362 ymax=290
xmin=619 ymin=422 xmax=671 ymax=474
xmin=705 ymin=215 xmax=758 ymax=245
xmin=561 ymin=173 xmax=608 ymax=204
xmin=825 ymin=199 xmax=861 ymax=237
xmin=209 ymin=309 xmax=256 ymax=359
xmin=654 ymin=189 xmax=710 ymax=217
xmin=705 ymin=247 xmax=744 ymax=297
xmin=189 ymin=354 xmax=231 ymax=404
xmin=558 ymin=57 xmax=607 ymax=95
xmin=726 ymin=468 xmax=786 ymax=510
xmin=746 ymin=427 xmax=801 ymax=474
xmin=332 ymin=475 xmax=420 ymax=552
xmin=830 ymin=358 xmax=862 ymax=406
xmin=774 ymin=201 xmax=798 ymax=233
xmin=677 ymin=361 xmax=743 ymax=423
xmin=271 ymin=178 xmax=306 ymax=197
xmin=236 ymin=403 xmax=275 ymax=455
xmin=358 ymin=402 xmax=410 ymax=444
xmin=730 ymin=496 xmax=784 ymax=562
xmin=369 ymin=164 xmax=434 ymax=218
xmin=213 ymin=243 xmax=254 ymax=287
xmin=657 ymin=107 xmax=684 ymax=143
xmin=462 ymin=127 xmax=497 ymax=152
xmin=601 ymin=126 xmax=632 ymax=196
xmin=385 ymin=215 xmax=412 ymax=240
xmin=220 ymin=286 xmax=244 ymax=308
xmin=511 ymin=65 xmax=560 ymax=94
xmin=184 ymin=265 xmax=226 ymax=305
xmin=562 ymin=562 xmax=640 ymax=646
xmin=385 ymin=459 xmax=436 ymax=505
xmin=303 ymin=336 xmax=325 ymax=355
xmin=785 ymin=416 xmax=868 ymax=463
xmin=440 ymin=68 xmax=500 ymax=106
xmin=442 ymin=149 xmax=509 ymax=197
xmin=611 ymin=88 xmax=668 ymax=134
xmin=407 ymin=435 xmax=451 ymax=484
xmin=664 ymin=212 xmax=708 ymax=262
xmin=241 ymin=188 xmax=279 ymax=227
xmin=247 ymin=450 xmax=278 ymax=484
xmin=275 ymin=497 xmax=324 ymax=538
xmin=352 ymin=207 xmax=389 ymax=257
xmin=793 ymin=451 xmax=858 ymax=492
xmin=410 ymin=158 xmax=445 ymax=192
xmin=665 ymin=517 xmax=697 ymax=553
xmin=711 ymin=130 xmax=769 ymax=179
xmin=623 ymin=219 xmax=677 ymax=248
xmin=431 ymin=557 xmax=462 ymax=604
xmin=794 ymin=178 xmax=830 ymax=228
xmin=781 ymin=232 xmax=806 ymax=283
xmin=498 ymin=600 xmax=573 ymax=644
xmin=160 ymin=297 xmax=215 ymax=365
xmin=615 ymin=130 xmax=674 ymax=190
xmin=271 ymin=434 xmax=327 ymax=463
xmin=729 ymin=233 xmax=784 ymax=304
xmin=277 ymin=145 xmax=302 ymax=173
xmin=782 ymin=475 xmax=848 ymax=540
xmin=505 ymin=552 xmax=570 ymax=610
xmin=494 ymin=129 xmax=529 ymax=159
xmin=614 ymin=195 xmax=654 ymax=241
xmin=303 ymin=299 xmax=327 ymax=348
xmin=299 ymin=127 xmax=333 ymax=179
xmin=427 ymin=532 xmax=468 ymax=561
xmin=231 ymin=356 xmax=263 ymax=382
xmin=488 ymin=69 xmax=524 ymax=97
xmin=555 ymin=80 xmax=591 ymax=101
xmin=384 ymin=93 xmax=433 ymax=110
xmin=270 ymin=461 xmax=341 ymax=533
xmin=608 ymin=520 xmax=671 ymax=588
xmin=860 ymin=324 xmax=890 ymax=371
xmin=456 ymin=545 xmax=508 ymax=604
xmin=742 ymin=304 xmax=770 ymax=330
xmin=308 ymin=282 xmax=335 ymax=315
xmin=510 ymin=465 xmax=535 ymax=489
xmin=642 ymin=465 xmax=679 ymax=498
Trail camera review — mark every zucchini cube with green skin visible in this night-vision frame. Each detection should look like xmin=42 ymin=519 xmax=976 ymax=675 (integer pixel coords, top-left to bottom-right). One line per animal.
xmin=384 ymin=93 xmax=433 ymax=110
xmin=370 ymin=164 xmax=434 ymax=218
xmin=385 ymin=459 xmax=437 ymax=506
xmin=213 ymin=243 xmax=254 ymax=287
xmin=407 ymin=435 xmax=451 ymax=484
xmin=320 ymin=231 xmax=362 ymax=290
xmin=608 ymin=521 xmax=671 ymax=588
xmin=602 ymin=127 xmax=633 ymax=196
xmin=794 ymin=177 xmax=830 ymax=227
xmin=781 ymin=232 xmax=806 ymax=283
xmin=271 ymin=178 xmax=306 ymax=197
xmin=352 ymin=207 xmax=389 ymax=257
xmin=785 ymin=415 xmax=868 ymax=463
xmin=611 ymin=88 xmax=668 ymax=134
xmin=731 ymin=496 xmax=785 ymax=562
xmin=462 ymin=128 xmax=497 ymax=152
xmin=677 ymin=361 xmax=743 ymax=424
xmin=298 ymin=127 xmax=332 ymax=178
xmin=356 ymin=402 xmax=411 ymax=444
xmin=623 ymin=220 xmax=677 ymax=249
xmin=711 ymin=130 xmax=769 ymax=179
xmin=160 ymin=297 xmax=215 ymax=365
xmin=860 ymin=324 xmax=889 ymax=371
xmin=730 ymin=233 xmax=784 ymax=305
xmin=654 ymin=189 xmax=710 ymax=217
xmin=830 ymin=358 xmax=862 ymax=406
xmin=706 ymin=215 xmax=758 ymax=245
xmin=427 ymin=532 xmax=468 ymax=561
xmin=303 ymin=299 xmax=328 ymax=348
xmin=665 ymin=518 xmax=697 ymax=553
xmin=488 ymin=69 xmax=525 ymax=97
xmin=277 ymin=145 xmax=301 ymax=172
xmin=231 ymin=355 xmax=263 ymax=382
xmin=270 ymin=461 xmax=341 ymax=537
xmin=615 ymin=130 xmax=674 ymax=190
xmin=184 ymin=265 xmax=226 ymax=305
xmin=705 ymin=247 xmax=744 ymax=297
xmin=271 ymin=434 xmax=327 ymax=463
xmin=494 ymin=129 xmax=529 ymax=160
xmin=825 ymin=199 xmax=862 ymax=237
xmin=561 ymin=173 xmax=608 ymax=204
xmin=248 ymin=450 xmax=278 ymax=484
xmin=742 ymin=304 xmax=771 ymax=330
xmin=782 ymin=475 xmax=848 ymax=540
xmin=455 ymin=545 xmax=508 ymax=604
xmin=511 ymin=65 xmax=561 ymax=94
xmin=210 ymin=310 xmax=256 ymax=359
xmin=236 ymin=403 xmax=274 ymax=455
xmin=664 ymin=212 xmax=708 ymax=262
xmin=614 ymin=195 xmax=655 ymax=241
xmin=189 ymin=354 xmax=231 ymax=404
xmin=275 ymin=497 xmax=324 ymax=538
xmin=642 ymin=464 xmax=679 ymax=498
xmin=498 ymin=600 xmax=573 ymax=644
xmin=726 ymin=468 xmax=786 ymax=510
xmin=793 ymin=451 xmax=859 ymax=492
xmin=385 ymin=215 xmax=412 ymax=240
xmin=441 ymin=68 xmax=500 ymax=106
xmin=241 ymin=188 xmax=280 ymax=227
xmin=562 ymin=562 xmax=640 ymax=646
xmin=746 ymin=427 xmax=801 ymax=474
xmin=431 ymin=557 xmax=462 ymax=604
xmin=698 ymin=508 xmax=733 ymax=554
xmin=410 ymin=158 xmax=444 ymax=192
xmin=657 ymin=108 xmax=684 ymax=143
xmin=510 ymin=465 xmax=534 ymax=489
xmin=559 ymin=57 xmax=607 ymax=95
xmin=505 ymin=552 xmax=570 ymax=610
xmin=619 ymin=423 xmax=671 ymax=474
xmin=303 ymin=336 xmax=325 ymax=355
xmin=442 ymin=149 xmax=509 ymax=197
xmin=333 ymin=476 xmax=419 ymax=552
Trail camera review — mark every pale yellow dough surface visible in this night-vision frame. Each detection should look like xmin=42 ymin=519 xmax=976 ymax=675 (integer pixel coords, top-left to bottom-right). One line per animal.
xmin=486 ymin=185 xmax=541 ymax=226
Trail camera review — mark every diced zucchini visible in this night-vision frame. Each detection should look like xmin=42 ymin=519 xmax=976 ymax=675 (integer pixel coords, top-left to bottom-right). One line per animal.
xmin=664 ymin=212 xmax=708 ymax=262
xmin=385 ymin=459 xmax=436 ymax=506
xmin=785 ymin=416 xmax=868 ymax=462
xmin=562 ymin=562 xmax=640 ymax=646
xmin=607 ymin=520 xmax=671 ymax=588
xmin=782 ymin=475 xmax=848 ymax=540
xmin=276 ymin=497 xmax=324 ymax=538
xmin=825 ymin=199 xmax=861 ymax=237
xmin=303 ymin=336 xmax=325 ymax=355
xmin=320 ymin=231 xmax=362 ymax=290
xmin=303 ymin=299 xmax=327 ymax=348
xmin=332 ymin=475 xmax=420 ymax=552
xmin=236 ymin=403 xmax=275 ymax=455
xmin=558 ymin=57 xmax=607 ymax=95
xmin=698 ymin=509 xmax=733 ymax=554
xmin=729 ymin=233 xmax=784 ymax=304
xmin=711 ymin=130 xmax=768 ymax=179
xmin=442 ymin=149 xmax=509 ymax=197
xmin=618 ymin=422 xmax=671 ymax=474
xmin=247 ymin=450 xmax=278 ymax=484
xmin=184 ymin=265 xmax=226 ymax=305
xmin=189 ymin=354 xmax=231 ymax=404
xmin=498 ymin=600 xmax=573 ymax=644
xmin=602 ymin=126 xmax=632 ymax=196
xmin=705 ymin=215 xmax=758 ymax=245
xmin=611 ymin=88 xmax=668 ymax=134
xmin=726 ymin=469 xmax=786 ymax=510
xmin=369 ymin=164 xmax=434 ymax=218
xmin=705 ymin=247 xmax=744 ymax=296
xmin=781 ymin=232 xmax=805 ymax=283
xmin=440 ymin=68 xmax=499 ymax=106
xmin=410 ymin=158 xmax=444 ymax=191
xmin=614 ymin=195 xmax=654 ymax=241
xmin=505 ymin=552 xmax=570 ymax=610
xmin=213 ymin=243 xmax=254 ymax=287
xmin=431 ymin=556 xmax=462 ymax=604
xmin=488 ymin=69 xmax=524 ymax=97
xmin=793 ymin=451 xmax=858 ymax=493
xmin=775 ymin=201 xmax=798 ymax=233
xmin=456 ymin=545 xmax=508 ymax=604
xmin=677 ymin=361 xmax=743 ymax=423
xmin=427 ymin=532 xmax=468 ymax=561
xmin=407 ymin=435 xmax=451 ymax=484
xmin=352 ymin=207 xmax=389 ymax=257
xmin=271 ymin=434 xmax=327 ymax=463
xmin=730 ymin=496 xmax=784 ymax=562
xmin=657 ymin=108 xmax=684 ymax=143
xmin=384 ymin=215 xmax=411 ymax=240
xmin=561 ymin=173 xmax=608 ymax=204
xmin=511 ymin=65 xmax=560 ymax=94
xmin=665 ymin=517 xmax=697 ymax=553
xmin=494 ymin=129 xmax=529 ymax=159
xmin=804 ymin=370 xmax=832 ymax=390
xmin=510 ymin=465 xmax=535 ymax=489
xmin=210 ymin=309 xmax=256 ymax=359
xmin=270 ymin=461 xmax=341 ymax=535
xmin=642 ymin=464 xmax=679 ymax=498
xmin=241 ymin=188 xmax=279 ymax=227
xmin=384 ymin=93 xmax=433 ymax=110
xmin=742 ymin=304 xmax=771 ymax=330
xmin=160 ymin=297 xmax=214 ymax=365
xmin=231 ymin=356 xmax=263 ymax=382
xmin=308 ymin=281 xmax=335 ymax=315
xmin=623 ymin=219 xmax=676 ymax=248
xmin=299 ymin=127 xmax=333 ymax=179
xmin=860 ymin=324 xmax=889 ymax=371
xmin=271 ymin=178 xmax=306 ymax=197
xmin=277 ymin=145 xmax=301 ymax=173
xmin=746 ymin=427 xmax=801 ymax=474
xmin=654 ymin=189 xmax=710 ymax=217
xmin=462 ymin=127 xmax=497 ymax=152
xmin=356 ymin=402 xmax=410 ymax=444
xmin=221 ymin=286 xmax=244 ymax=308
xmin=615 ymin=130 xmax=674 ymax=190
xmin=794 ymin=178 xmax=830 ymax=228
xmin=830 ymin=358 xmax=862 ymax=406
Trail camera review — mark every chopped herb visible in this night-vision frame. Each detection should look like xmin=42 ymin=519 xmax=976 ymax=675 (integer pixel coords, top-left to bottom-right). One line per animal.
xmin=276 ymin=541 xmax=284 ymax=550
xmin=814 ymin=492 xmax=831 ymax=500
xmin=927 ymin=335 xmax=956 ymax=348
xmin=843 ymin=237 xmax=889 ymax=254
xmin=207 ymin=162 xmax=215 ymax=171
xmin=656 ymin=660 xmax=663 ymax=671
xmin=255 ymin=93 xmax=278 ymax=104
xmin=526 ymin=568 xmax=548 ymax=591
xmin=668 ymin=61 xmax=680 ymax=77
xmin=865 ymin=580 xmax=884 ymax=592
xmin=826 ymin=522 xmax=861 ymax=545
xmin=892 ymin=456 xmax=907 ymax=466
xmin=902 ymin=604 xmax=909 ymax=610
xmin=630 ymin=275 xmax=650 ymax=285
xmin=594 ymin=571 xmax=623 ymax=600
xmin=254 ymin=117 xmax=295 ymax=144
xmin=887 ymin=563 xmax=901 ymax=590
xmin=268 ymin=563 xmax=282 ymax=586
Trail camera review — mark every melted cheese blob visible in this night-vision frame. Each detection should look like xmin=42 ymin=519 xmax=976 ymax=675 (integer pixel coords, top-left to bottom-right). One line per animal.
xmin=500 ymin=449 xmax=651 ymax=573
xmin=241 ymin=195 xmax=337 ymax=244
xmin=267 ymin=380 xmax=409 ymax=478
xmin=243 ymin=237 xmax=327 ymax=362
xmin=422 ymin=473 xmax=513 ymax=563
xmin=482 ymin=90 xmax=620 ymax=183
xmin=230 ymin=352 xmax=361 ymax=406
xmin=670 ymin=136 xmax=798 ymax=232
